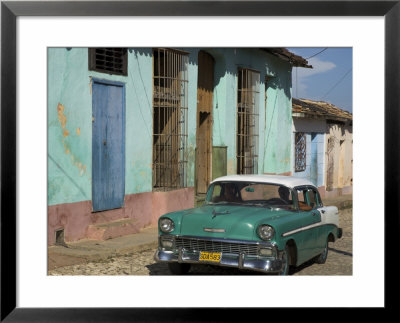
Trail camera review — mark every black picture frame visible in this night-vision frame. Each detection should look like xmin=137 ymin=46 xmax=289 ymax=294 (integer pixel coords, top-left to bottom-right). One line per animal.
xmin=1 ymin=0 xmax=397 ymax=321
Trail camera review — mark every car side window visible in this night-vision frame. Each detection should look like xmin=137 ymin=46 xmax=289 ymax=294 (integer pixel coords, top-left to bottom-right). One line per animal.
xmin=296 ymin=189 xmax=312 ymax=211
xmin=307 ymin=189 xmax=318 ymax=209
xmin=311 ymin=189 xmax=322 ymax=208
xmin=296 ymin=187 xmax=321 ymax=211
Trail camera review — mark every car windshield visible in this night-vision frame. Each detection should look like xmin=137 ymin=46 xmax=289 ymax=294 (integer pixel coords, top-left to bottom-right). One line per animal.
xmin=205 ymin=181 xmax=296 ymax=210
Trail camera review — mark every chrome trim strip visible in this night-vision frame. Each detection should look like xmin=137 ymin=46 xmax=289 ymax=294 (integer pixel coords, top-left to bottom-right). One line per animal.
xmin=170 ymin=234 xmax=274 ymax=247
xmin=282 ymin=222 xmax=339 ymax=237
xmin=203 ymin=228 xmax=225 ymax=233
xmin=282 ymin=222 xmax=322 ymax=237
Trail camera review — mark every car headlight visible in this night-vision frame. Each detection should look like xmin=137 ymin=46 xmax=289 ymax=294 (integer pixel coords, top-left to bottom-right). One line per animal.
xmin=160 ymin=218 xmax=175 ymax=233
xmin=257 ymin=225 xmax=275 ymax=241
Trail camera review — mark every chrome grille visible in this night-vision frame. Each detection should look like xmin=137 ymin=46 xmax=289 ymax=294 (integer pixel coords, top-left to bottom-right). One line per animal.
xmin=175 ymin=237 xmax=258 ymax=256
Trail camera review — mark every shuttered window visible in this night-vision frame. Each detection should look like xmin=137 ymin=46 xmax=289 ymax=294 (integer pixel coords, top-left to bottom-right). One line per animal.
xmin=89 ymin=48 xmax=128 ymax=76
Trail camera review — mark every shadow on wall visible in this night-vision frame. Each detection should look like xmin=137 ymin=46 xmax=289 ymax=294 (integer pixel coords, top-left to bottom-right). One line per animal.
xmin=133 ymin=47 xmax=292 ymax=101
xmin=205 ymin=48 xmax=292 ymax=100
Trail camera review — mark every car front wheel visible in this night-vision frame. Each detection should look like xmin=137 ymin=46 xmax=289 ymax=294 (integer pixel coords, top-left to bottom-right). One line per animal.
xmin=315 ymin=238 xmax=329 ymax=264
xmin=168 ymin=262 xmax=191 ymax=275
xmin=278 ymin=245 xmax=290 ymax=275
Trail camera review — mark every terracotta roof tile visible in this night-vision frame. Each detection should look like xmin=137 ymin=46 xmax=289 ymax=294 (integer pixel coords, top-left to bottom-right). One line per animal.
xmin=292 ymin=98 xmax=352 ymax=121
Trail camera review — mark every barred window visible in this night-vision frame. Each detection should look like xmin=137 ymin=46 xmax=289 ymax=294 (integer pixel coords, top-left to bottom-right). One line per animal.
xmin=295 ymin=132 xmax=306 ymax=172
xmin=89 ymin=48 xmax=127 ymax=76
xmin=152 ymin=48 xmax=188 ymax=190
xmin=237 ymin=68 xmax=260 ymax=174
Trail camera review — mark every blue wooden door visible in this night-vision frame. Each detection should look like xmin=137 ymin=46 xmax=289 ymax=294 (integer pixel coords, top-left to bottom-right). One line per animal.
xmin=92 ymin=79 xmax=125 ymax=212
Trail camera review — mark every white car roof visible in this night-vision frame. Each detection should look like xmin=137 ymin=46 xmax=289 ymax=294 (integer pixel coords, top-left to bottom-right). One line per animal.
xmin=211 ymin=174 xmax=315 ymax=189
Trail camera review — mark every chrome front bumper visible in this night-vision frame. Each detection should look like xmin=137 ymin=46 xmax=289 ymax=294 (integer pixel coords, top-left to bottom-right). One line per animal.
xmin=154 ymin=248 xmax=284 ymax=273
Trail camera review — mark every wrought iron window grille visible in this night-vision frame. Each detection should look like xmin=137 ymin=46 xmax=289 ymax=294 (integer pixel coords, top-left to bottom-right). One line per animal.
xmin=295 ymin=132 xmax=306 ymax=172
xmin=152 ymin=48 xmax=188 ymax=191
xmin=237 ymin=68 xmax=260 ymax=175
xmin=88 ymin=48 xmax=128 ymax=76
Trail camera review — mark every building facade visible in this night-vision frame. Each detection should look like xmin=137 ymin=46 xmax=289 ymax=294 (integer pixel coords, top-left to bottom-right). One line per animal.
xmin=48 ymin=47 xmax=309 ymax=245
xmin=291 ymin=99 xmax=353 ymax=198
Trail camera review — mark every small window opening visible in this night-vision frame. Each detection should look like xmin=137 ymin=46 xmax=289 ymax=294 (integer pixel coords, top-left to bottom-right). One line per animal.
xmin=295 ymin=132 xmax=306 ymax=172
xmin=89 ymin=48 xmax=128 ymax=76
xmin=55 ymin=228 xmax=66 ymax=246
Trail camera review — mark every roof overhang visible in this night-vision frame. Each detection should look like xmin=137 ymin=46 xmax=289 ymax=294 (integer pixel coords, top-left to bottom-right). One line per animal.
xmin=292 ymin=112 xmax=350 ymax=123
xmin=261 ymin=48 xmax=312 ymax=68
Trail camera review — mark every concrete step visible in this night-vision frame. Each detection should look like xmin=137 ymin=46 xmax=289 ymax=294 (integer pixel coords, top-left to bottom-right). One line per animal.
xmin=86 ymin=218 xmax=140 ymax=241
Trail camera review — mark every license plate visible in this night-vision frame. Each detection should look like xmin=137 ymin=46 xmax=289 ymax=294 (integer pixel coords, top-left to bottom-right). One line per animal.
xmin=199 ymin=251 xmax=221 ymax=263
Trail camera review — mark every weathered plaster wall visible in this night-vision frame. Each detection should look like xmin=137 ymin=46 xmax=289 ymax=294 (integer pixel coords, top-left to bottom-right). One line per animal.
xmin=48 ymin=188 xmax=194 ymax=244
xmin=48 ymin=48 xmax=156 ymax=206
xmin=204 ymin=48 xmax=292 ymax=175
xmin=292 ymin=118 xmax=326 ymax=187
xmin=343 ymin=125 xmax=353 ymax=190
xmin=48 ymin=48 xmax=197 ymax=244
xmin=324 ymin=122 xmax=353 ymax=198
xmin=262 ymin=54 xmax=293 ymax=175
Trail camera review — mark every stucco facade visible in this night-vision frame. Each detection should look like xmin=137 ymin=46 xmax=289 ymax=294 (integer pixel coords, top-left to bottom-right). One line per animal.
xmin=324 ymin=122 xmax=353 ymax=198
xmin=48 ymin=47 xmax=302 ymax=245
xmin=291 ymin=99 xmax=353 ymax=198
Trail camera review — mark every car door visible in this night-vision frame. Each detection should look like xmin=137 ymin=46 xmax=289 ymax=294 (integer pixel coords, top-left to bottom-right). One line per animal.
xmin=294 ymin=187 xmax=323 ymax=264
xmin=305 ymin=187 xmax=326 ymax=256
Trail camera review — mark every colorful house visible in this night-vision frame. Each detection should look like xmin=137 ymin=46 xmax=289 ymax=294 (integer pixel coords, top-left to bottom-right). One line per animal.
xmin=47 ymin=47 xmax=310 ymax=245
xmin=291 ymin=98 xmax=353 ymax=198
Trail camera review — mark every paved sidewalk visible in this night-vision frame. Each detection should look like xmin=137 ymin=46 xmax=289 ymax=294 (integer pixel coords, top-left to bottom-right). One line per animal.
xmin=48 ymin=194 xmax=352 ymax=271
xmin=48 ymin=226 xmax=158 ymax=270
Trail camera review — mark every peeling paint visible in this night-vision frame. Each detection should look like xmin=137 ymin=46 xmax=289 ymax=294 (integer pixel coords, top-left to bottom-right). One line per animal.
xmin=57 ymin=103 xmax=87 ymax=176
xmin=57 ymin=103 xmax=67 ymax=129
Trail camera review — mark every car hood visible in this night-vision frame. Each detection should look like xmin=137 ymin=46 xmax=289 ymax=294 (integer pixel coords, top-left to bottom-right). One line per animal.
xmin=177 ymin=204 xmax=286 ymax=241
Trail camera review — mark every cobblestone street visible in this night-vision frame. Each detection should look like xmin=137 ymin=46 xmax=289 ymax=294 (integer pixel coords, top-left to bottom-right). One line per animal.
xmin=48 ymin=208 xmax=352 ymax=276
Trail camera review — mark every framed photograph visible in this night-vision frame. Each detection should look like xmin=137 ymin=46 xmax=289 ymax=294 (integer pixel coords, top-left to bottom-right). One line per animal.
xmin=1 ymin=0 xmax=397 ymax=320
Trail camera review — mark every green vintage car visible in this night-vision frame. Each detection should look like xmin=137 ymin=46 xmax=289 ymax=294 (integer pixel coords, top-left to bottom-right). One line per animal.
xmin=154 ymin=174 xmax=342 ymax=275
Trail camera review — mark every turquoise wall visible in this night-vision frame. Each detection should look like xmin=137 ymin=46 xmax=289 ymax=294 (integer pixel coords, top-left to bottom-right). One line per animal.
xmin=48 ymin=48 xmax=293 ymax=206
xmin=205 ymin=48 xmax=292 ymax=175
xmin=49 ymin=48 xmax=153 ymax=205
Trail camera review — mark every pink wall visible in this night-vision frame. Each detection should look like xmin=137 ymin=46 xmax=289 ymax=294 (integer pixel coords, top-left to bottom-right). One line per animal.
xmin=48 ymin=187 xmax=195 ymax=245
xmin=318 ymin=185 xmax=353 ymax=200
